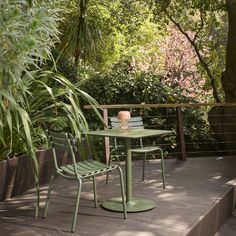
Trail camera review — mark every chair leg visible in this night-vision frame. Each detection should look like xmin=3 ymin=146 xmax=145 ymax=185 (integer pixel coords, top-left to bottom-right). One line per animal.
xmin=142 ymin=153 xmax=147 ymax=181
xmin=159 ymin=148 xmax=166 ymax=189
xmin=106 ymin=171 xmax=110 ymax=184
xmin=106 ymin=156 xmax=112 ymax=184
xmin=92 ymin=176 xmax=98 ymax=208
xmin=43 ymin=173 xmax=56 ymax=218
xmin=71 ymin=179 xmax=82 ymax=233
xmin=117 ymin=166 xmax=127 ymax=219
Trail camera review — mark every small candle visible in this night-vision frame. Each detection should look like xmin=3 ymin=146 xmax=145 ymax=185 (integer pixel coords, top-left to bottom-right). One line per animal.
xmin=117 ymin=111 xmax=131 ymax=132
xmin=118 ymin=111 xmax=131 ymax=121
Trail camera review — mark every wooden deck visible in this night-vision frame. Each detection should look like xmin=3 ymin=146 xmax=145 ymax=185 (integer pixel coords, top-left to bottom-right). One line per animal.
xmin=0 ymin=156 xmax=236 ymax=236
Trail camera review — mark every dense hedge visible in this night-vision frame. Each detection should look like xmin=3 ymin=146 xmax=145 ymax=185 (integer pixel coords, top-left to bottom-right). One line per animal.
xmin=81 ymin=72 xmax=190 ymax=105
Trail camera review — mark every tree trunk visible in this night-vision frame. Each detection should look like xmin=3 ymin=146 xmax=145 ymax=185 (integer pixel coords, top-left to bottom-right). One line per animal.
xmin=209 ymin=0 xmax=236 ymax=154
xmin=221 ymin=0 xmax=236 ymax=101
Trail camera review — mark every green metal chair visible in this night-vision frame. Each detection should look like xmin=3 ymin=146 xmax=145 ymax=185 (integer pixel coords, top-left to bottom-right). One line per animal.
xmin=107 ymin=117 xmax=166 ymax=189
xmin=43 ymin=131 xmax=127 ymax=233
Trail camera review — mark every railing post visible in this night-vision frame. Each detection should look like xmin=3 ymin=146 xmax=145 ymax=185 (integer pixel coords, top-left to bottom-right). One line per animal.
xmin=176 ymin=107 xmax=187 ymax=161
xmin=103 ymin=108 xmax=110 ymax=164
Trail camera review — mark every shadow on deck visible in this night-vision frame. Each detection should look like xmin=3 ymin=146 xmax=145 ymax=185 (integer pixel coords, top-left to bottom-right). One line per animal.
xmin=0 ymin=156 xmax=236 ymax=236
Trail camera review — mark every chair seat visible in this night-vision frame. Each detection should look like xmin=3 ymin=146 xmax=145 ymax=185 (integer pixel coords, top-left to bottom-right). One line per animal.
xmin=131 ymin=146 xmax=161 ymax=153
xmin=61 ymin=160 xmax=117 ymax=178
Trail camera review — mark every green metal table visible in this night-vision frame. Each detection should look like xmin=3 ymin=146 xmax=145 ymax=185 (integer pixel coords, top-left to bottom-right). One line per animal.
xmin=87 ymin=129 xmax=173 ymax=212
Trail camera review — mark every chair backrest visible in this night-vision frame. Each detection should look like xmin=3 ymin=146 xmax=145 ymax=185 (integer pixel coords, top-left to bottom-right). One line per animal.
xmin=109 ymin=116 xmax=144 ymax=129
xmin=109 ymin=117 xmax=144 ymax=148
xmin=128 ymin=117 xmax=144 ymax=129
xmin=47 ymin=131 xmax=79 ymax=175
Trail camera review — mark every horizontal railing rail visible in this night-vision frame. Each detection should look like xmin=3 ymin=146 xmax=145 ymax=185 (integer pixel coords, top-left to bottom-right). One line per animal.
xmin=84 ymin=103 xmax=236 ymax=163
xmin=84 ymin=103 xmax=236 ymax=109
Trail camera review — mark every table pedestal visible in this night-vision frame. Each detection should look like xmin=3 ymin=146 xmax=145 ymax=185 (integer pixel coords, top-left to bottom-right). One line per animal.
xmin=102 ymin=197 xmax=156 ymax=212
xmin=102 ymin=138 xmax=156 ymax=212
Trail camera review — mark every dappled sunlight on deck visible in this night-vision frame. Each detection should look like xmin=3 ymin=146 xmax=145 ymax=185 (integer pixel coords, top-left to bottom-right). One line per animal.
xmin=0 ymin=156 xmax=236 ymax=236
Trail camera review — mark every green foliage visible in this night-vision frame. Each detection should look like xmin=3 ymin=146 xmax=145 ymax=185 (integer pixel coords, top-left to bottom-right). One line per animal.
xmin=0 ymin=0 xmax=58 ymax=157
xmin=82 ymin=72 xmax=178 ymax=105
xmin=0 ymin=0 xmax=103 ymax=216
xmin=43 ymin=48 xmax=78 ymax=83
xmin=55 ymin=0 xmax=228 ymax=103
xmin=56 ymin=0 xmax=156 ymax=71
xmin=151 ymin=0 xmax=227 ymax=102
xmin=93 ymin=2 xmax=159 ymax=72
xmin=0 ymin=0 xmax=59 ymax=216
xmin=58 ymin=0 xmax=108 ymax=64
xmin=82 ymin=71 xmax=220 ymax=154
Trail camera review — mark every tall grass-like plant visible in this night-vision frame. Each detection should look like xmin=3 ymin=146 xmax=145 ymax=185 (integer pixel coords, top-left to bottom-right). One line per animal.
xmin=0 ymin=0 xmax=58 ymax=155
xmin=58 ymin=0 xmax=108 ymax=65
xmin=0 ymin=0 xmax=102 ymax=216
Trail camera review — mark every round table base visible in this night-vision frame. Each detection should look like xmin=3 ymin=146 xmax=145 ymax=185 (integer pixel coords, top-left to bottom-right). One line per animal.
xmin=102 ymin=197 xmax=156 ymax=212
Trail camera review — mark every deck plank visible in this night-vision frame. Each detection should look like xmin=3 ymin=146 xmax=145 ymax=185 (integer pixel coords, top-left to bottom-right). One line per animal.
xmin=0 ymin=156 xmax=236 ymax=236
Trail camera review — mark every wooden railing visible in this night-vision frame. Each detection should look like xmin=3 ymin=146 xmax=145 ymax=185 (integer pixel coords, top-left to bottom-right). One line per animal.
xmin=84 ymin=103 xmax=236 ymax=163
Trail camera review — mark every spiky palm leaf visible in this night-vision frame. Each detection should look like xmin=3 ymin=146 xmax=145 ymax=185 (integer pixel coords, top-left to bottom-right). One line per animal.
xmin=0 ymin=0 xmax=103 ymax=217
xmin=58 ymin=0 xmax=109 ymax=64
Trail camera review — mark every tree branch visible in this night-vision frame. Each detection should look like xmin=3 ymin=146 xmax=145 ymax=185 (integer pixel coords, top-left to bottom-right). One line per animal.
xmin=193 ymin=11 xmax=204 ymax=42
xmin=166 ymin=11 xmax=221 ymax=102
